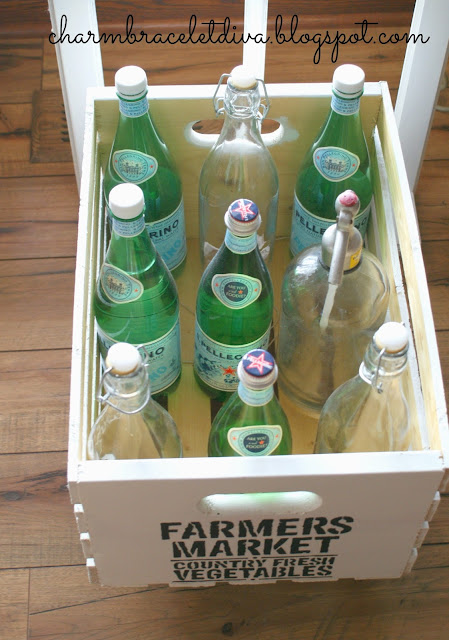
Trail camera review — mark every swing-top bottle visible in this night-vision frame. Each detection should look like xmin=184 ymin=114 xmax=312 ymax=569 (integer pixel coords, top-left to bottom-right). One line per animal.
xmin=209 ymin=349 xmax=292 ymax=457
xmin=199 ymin=65 xmax=279 ymax=267
xmin=194 ymin=198 xmax=273 ymax=401
xmin=278 ymin=190 xmax=389 ymax=415
xmin=94 ymin=182 xmax=181 ymax=397
xmin=104 ymin=65 xmax=186 ymax=275
xmin=290 ymin=64 xmax=372 ymax=256
xmin=88 ymin=342 xmax=182 ymax=460
xmin=314 ymin=322 xmax=412 ymax=453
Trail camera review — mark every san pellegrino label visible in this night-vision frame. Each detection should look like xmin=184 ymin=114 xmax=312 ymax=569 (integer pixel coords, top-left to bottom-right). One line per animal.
xmin=313 ymin=147 xmax=360 ymax=182
xmin=146 ymin=199 xmax=187 ymax=271
xmin=97 ymin=316 xmax=181 ymax=394
xmin=100 ymin=263 xmax=144 ymax=304
xmin=331 ymin=94 xmax=361 ymax=116
xmin=111 ymin=214 xmax=145 ymax=238
xmin=237 ymin=382 xmax=274 ymax=406
xmin=290 ymin=195 xmax=371 ymax=255
xmin=118 ymin=95 xmax=149 ymax=118
xmin=113 ymin=149 xmax=158 ymax=184
xmin=225 ymin=230 xmax=257 ymax=254
xmin=227 ymin=425 xmax=283 ymax=456
xmin=212 ymin=273 xmax=262 ymax=309
xmin=194 ymin=322 xmax=271 ymax=392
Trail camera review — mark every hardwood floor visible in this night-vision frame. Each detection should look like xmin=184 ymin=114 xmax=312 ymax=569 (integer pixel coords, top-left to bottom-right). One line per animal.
xmin=1 ymin=6 xmax=449 ymax=638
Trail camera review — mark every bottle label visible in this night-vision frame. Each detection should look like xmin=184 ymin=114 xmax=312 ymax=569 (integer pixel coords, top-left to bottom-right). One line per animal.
xmin=194 ymin=322 xmax=271 ymax=392
xmin=100 ymin=263 xmax=144 ymax=304
xmin=238 ymin=382 xmax=274 ymax=406
xmin=225 ymin=230 xmax=257 ymax=254
xmin=290 ymin=195 xmax=371 ymax=254
xmin=113 ymin=150 xmax=158 ymax=184
xmin=227 ymin=425 xmax=283 ymax=456
xmin=118 ymin=95 xmax=149 ymax=118
xmin=331 ymin=94 xmax=360 ymax=116
xmin=97 ymin=316 xmax=181 ymax=394
xmin=111 ymin=215 xmax=145 ymax=238
xmin=211 ymin=273 xmax=262 ymax=309
xmin=146 ymin=199 xmax=187 ymax=270
xmin=313 ymin=147 xmax=360 ymax=182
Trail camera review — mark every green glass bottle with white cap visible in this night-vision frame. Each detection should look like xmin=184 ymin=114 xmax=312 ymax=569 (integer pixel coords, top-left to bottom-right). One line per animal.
xmin=278 ymin=190 xmax=389 ymax=415
xmin=208 ymin=349 xmax=292 ymax=457
xmin=194 ymin=199 xmax=273 ymax=401
xmin=199 ymin=65 xmax=279 ymax=267
xmin=104 ymin=65 xmax=186 ymax=275
xmin=88 ymin=342 xmax=182 ymax=460
xmin=314 ymin=322 xmax=411 ymax=453
xmin=290 ymin=64 xmax=372 ymax=256
xmin=94 ymin=183 xmax=181 ymax=397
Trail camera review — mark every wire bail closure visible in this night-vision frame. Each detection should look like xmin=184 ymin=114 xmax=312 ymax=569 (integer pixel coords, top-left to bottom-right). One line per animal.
xmin=213 ymin=72 xmax=270 ymax=121
xmin=97 ymin=347 xmax=151 ymax=414
xmin=372 ymin=347 xmax=386 ymax=394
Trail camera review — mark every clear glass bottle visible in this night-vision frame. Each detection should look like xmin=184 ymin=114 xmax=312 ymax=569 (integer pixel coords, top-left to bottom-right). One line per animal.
xmin=194 ymin=198 xmax=274 ymax=402
xmin=199 ymin=65 xmax=279 ymax=267
xmin=94 ymin=182 xmax=181 ymax=397
xmin=314 ymin=322 xmax=411 ymax=453
xmin=278 ymin=190 xmax=390 ymax=415
xmin=103 ymin=65 xmax=187 ymax=276
xmin=290 ymin=64 xmax=372 ymax=256
xmin=88 ymin=342 xmax=182 ymax=460
xmin=208 ymin=349 xmax=292 ymax=457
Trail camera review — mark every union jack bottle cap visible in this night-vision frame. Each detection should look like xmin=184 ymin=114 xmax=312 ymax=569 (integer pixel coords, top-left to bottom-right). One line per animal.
xmin=237 ymin=349 xmax=278 ymax=390
xmin=225 ymin=199 xmax=261 ymax=236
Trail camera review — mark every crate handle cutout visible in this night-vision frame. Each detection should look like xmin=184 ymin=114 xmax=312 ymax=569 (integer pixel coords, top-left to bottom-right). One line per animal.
xmin=185 ymin=118 xmax=287 ymax=149
xmin=198 ymin=491 xmax=323 ymax=516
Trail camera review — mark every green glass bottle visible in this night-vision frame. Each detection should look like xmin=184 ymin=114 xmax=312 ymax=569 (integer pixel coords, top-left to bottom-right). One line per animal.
xmin=94 ymin=183 xmax=181 ymax=397
xmin=88 ymin=343 xmax=182 ymax=460
xmin=208 ymin=349 xmax=292 ymax=457
xmin=194 ymin=199 xmax=273 ymax=401
xmin=103 ymin=65 xmax=187 ymax=276
xmin=290 ymin=64 xmax=372 ymax=255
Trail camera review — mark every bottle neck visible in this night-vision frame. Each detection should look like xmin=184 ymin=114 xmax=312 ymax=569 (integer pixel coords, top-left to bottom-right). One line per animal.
xmin=330 ymin=92 xmax=361 ymax=117
xmin=222 ymin=84 xmax=261 ymax=128
xmin=238 ymin=381 xmax=274 ymax=406
xmin=102 ymin=363 xmax=151 ymax=414
xmin=224 ymin=229 xmax=258 ymax=255
xmin=359 ymin=340 xmax=408 ymax=393
xmin=117 ymin=92 xmax=150 ymax=119
xmin=110 ymin=213 xmax=146 ymax=239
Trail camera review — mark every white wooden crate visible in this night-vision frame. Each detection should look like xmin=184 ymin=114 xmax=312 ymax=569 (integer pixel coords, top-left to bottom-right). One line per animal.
xmin=68 ymin=80 xmax=449 ymax=587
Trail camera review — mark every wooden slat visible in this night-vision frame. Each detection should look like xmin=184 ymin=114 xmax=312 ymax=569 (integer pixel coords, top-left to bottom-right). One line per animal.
xmin=0 ymin=452 xmax=84 ymax=568
xmin=0 ymin=40 xmax=42 ymax=104
xmin=421 ymin=240 xmax=449 ymax=332
xmin=30 ymin=89 xmax=72 ymax=163
xmin=415 ymin=542 xmax=449 ymax=569
xmin=0 ymin=349 xmax=71 ymax=455
xmin=425 ymin=494 xmax=449 ymax=544
xmin=0 ymin=569 xmax=29 ymax=640
xmin=0 ymin=258 xmax=75 ymax=352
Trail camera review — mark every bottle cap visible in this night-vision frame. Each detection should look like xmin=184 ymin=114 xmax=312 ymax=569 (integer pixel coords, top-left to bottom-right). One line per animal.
xmin=109 ymin=183 xmax=145 ymax=220
xmin=115 ymin=66 xmax=148 ymax=100
xmin=228 ymin=65 xmax=258 ymax=90
xmin=374 ymin=322 xmax=409 ymax=354
xmin=225 ymin=199 xmax=261 ymax=236
xmin=105 ymin=343 xmax=142 ymax=375
xmin=332 ymin=64 xmax=365 ymax=98
xmin=321 ymin=190 xmax=363 ymax=272
xmin=237 ymin=349 xmax=278 ymax=390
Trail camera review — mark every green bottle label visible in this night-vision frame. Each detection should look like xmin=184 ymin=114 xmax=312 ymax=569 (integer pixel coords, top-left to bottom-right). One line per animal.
xmin=313 ymin=147 xmax=360 ymax=181
xmin=113 ymin=150 xmax=158 ymax=184
xmin=225 ymin=230 xmax=257 ymax=254
xmin=118 ymin=95 xmax=149 ymax=118
xmin=111 ymin=215 xmax=145 ymax=238
xmin=212 ymin=273 xmax=262 ymax=309
xmin=194 ymin=321 xmax=271 ymax=392
xmin=227 ymin=425 xmax=283 ymax=456
xmin=97 ymin=316 xmax=181 ymax=394
xmin=290 ymin=195 xmax=371 ymax=254
xmin=146 ymin=199 xmax=187 ymax=271
xmin=331 ymin=94 xmax=360 ymax=116
xmin=100 ymin=263 xmax=144 ymax=303
xmin=237 ymin=382 xmax=274 ymax=406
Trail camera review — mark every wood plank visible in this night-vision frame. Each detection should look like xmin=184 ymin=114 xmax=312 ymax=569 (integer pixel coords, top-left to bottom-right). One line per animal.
xmin=30 ymin=90 xmax=72 ymax=163
xmin=0 ymin=452 xmax=84 ymax=568
xmin=0 ymin=175 xmax=78 ymax=259
xmin=0 ymin=349 xmax=71 ymax=455
xmin=415 ymin=543 xmax=449 ymax=570
xmin=0 ymin=569 xmax=29 ymax=640
xmin=425 ymin=494 xmax=449 ymax=545
xmin=0 ymin=258 xmax=75 ymax=352
xmin=27 ymin=566 xmax=449 ymax=640
xmin=421 ymin=240 xmax=449 ymax=331
xmin=0 ymin=40 xmax=42 ymax=104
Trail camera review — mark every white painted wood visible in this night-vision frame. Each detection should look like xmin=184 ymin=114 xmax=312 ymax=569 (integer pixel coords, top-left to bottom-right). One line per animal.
xmin=395 ymin=0 xmax=449 ymax=191
xmin=47 ymin=0 xmax=104 ymax=188
xmin=243 ymin=0 xmax=269 ymax=79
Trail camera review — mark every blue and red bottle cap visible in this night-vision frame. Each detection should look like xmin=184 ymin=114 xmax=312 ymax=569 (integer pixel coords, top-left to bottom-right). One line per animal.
xmin=238 ymin=349 xmax=278 ymax=390
xmin=229 ymin=199 xmax=259 ymax=223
